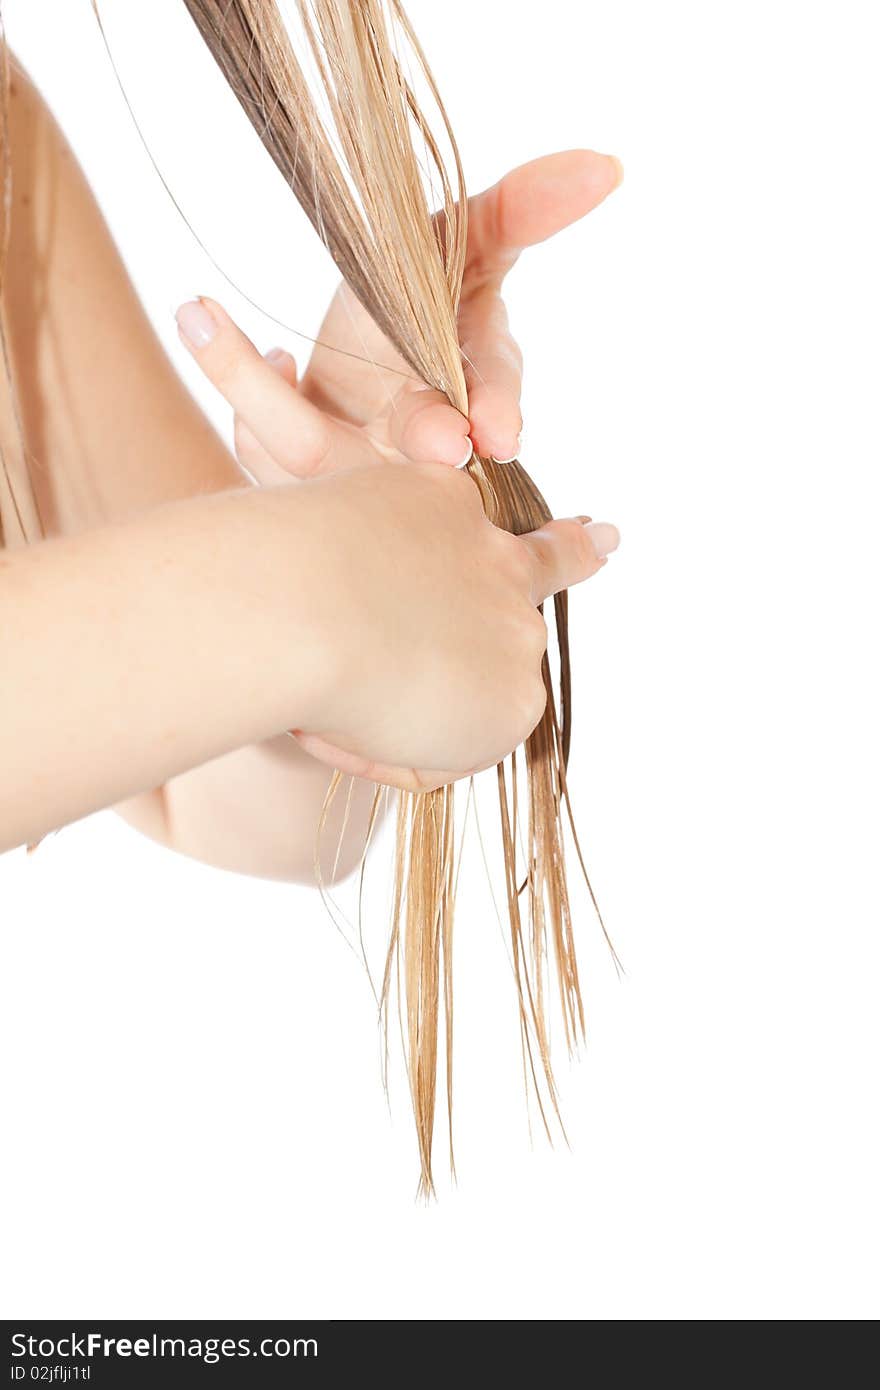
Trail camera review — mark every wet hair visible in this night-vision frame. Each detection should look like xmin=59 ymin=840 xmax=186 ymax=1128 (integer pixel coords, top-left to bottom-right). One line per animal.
xmin=1 ymin=1 xmax=610 ymax=1195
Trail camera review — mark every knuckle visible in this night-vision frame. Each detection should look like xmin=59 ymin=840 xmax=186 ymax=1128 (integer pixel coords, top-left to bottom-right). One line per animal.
xmin=505 ymin=337 xmax=524 ymax=378
xmin=530 ymin=537 xmax=553 ymax=586
xmin=289 ymin=428 xmax=334 ymax=478
xmin=523 ymin=606 xmax=549 ymax=658
xmin=562 ymin=518 xmax=592 ymax=575
xmin=498 ymin=531 xmax=532 ymax=585
xmin=517 ymin=676 xmax=548 ymax=739
xmin=498 ymin=649 xmax=548 ymax=746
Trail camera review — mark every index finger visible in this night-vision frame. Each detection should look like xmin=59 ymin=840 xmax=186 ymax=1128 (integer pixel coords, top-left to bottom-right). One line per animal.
xmin=176 ymin=298 xmax=332 ymax=476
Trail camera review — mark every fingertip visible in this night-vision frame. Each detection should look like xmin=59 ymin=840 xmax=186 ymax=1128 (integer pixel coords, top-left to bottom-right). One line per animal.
xmin=264 ymin=346 xmax=298 ymax=387
xmin=436 ymin=426 xmax=474 ymax=468
xmin=585 ymin=151 xmax=624 ymax=206
xmin=175 ymin=297 xmax=219 ymax=351
xmin=454 ymin=438 xmax=475 ymax=469
xmin=582 ymin=520 xmax=620 ymax=559
xmin=490 ymin=433 xmax=522 ymax=465
xmin=493 ymin=150 xmax=624 ymax=247
xmin=197 ymin=295 xmax=228 ymax=322
xmin=467 ymin=387 xmax=523 ymax=462
xmin=402 ymin=399 xmax=472 ymax=466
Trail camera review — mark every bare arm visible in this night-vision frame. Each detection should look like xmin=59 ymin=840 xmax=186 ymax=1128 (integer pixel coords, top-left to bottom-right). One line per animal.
xmin=3 ymin=60 xmax=376 ymax=881
xmin=0 ymin=486 xmax=343 ymax=856
xmin=0 ymin=450 xmax=607 ymax=856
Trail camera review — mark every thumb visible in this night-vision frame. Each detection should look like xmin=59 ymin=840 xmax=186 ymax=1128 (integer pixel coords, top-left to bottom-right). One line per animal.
xmin=263 ymin=345 xmax=299 ymax=389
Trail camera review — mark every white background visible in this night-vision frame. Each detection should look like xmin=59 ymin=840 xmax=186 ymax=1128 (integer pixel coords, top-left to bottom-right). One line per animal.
xmin=1 ymin=0 xmax=878 ymax=1320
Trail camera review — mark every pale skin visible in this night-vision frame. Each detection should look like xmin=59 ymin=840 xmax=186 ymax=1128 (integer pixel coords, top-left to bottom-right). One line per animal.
xmin=0 ymin=62 xmax=621 ymax=879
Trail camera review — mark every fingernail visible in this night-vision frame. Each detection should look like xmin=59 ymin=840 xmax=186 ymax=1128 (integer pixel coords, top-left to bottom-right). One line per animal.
xmin=454 ymin=438 xmax=474 ymax=469
xmin=581 ymin=520 xmax=620 ymax=559
xmin=607 ymin=155 xmax=625 ymax=189
xmin=491 ymin=432 xmax=522 ymax=465
xmin=175 ymin=299 xmax=218 ymax=349
xmin=265 ymin=347 xmax=286 ymax=365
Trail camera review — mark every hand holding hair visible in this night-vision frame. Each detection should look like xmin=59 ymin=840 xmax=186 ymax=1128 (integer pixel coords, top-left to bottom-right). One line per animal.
xmin=2 ymin=1 xmax=623 ymax=1190
xmin=175 ymin=299 xmax=618 ymax=791
xmin=167 ymin=0 xmax=624 ymax=1186
xmin=0 ymin=464 xmax=614 ymax=847
xmin=176 ymin=148 xmax=622 ymax=482
xmin=285 ymin=463 xmax=617 ymax=794
xmin=173 ymin=146 xmax=624 ymax=796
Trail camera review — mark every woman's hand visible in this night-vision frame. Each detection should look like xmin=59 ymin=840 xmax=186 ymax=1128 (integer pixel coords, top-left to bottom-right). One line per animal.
xmin=285 ymin=463 xmax=617 ymax=791
xmin=173 ymin=148 xmax=622 ymax=792
xmin=176 ymin=149 xmax=622 ymax=482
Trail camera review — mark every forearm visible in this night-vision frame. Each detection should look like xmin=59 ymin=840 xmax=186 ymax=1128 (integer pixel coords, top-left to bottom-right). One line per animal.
xmin=0 ymin=485 xmax=329 ymax=852
xmin=4 ymin=60 xmax=379 ymax=879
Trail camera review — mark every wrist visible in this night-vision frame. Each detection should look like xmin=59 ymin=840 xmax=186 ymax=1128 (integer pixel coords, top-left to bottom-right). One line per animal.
xmin=228 ymin=484 xmax=342 ymax=737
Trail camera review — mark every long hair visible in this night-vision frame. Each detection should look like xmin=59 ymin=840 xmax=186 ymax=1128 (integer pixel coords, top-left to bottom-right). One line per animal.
xmin=0 ymin=0 xmax=610 ymax=1193
xmin=180 ymin=0 xmax=608 ymax=1193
